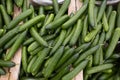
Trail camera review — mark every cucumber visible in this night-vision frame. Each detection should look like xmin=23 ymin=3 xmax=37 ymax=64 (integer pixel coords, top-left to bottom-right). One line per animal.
xmin=75 ymin=42 xmax=91 ymax=52
xmin=54 ymin=0 xmax=70 ymax=20
xmin=55 ymin=47 xmax=75 ymax=69
xmin=14 ymin=0 xmax=23 ymax=7
xmin=43 ymin=46 xmax=64 ymax=78
xmin=106 ymin=11 xmax=116 ymax=41
xmin=51 ymin=66 xmax=70 ymax=80
xmin=31 ymin=48 xmax=50 ymax=73
xmin=62 ymin=60 xmax=89 ymax=80
xmin=52 ymin=0 xmax=59 ymax=14
xmin=6 ymin=0 xmax=13 ymax=15
xmin=0 ymin=5 xmax=11 ymax=25
xmin=57 ymin=53 xmax=79 ymax=72
xmin=30 ymin=27 xmax=48 ymax=47
xmin=62 ymin=3 xmax=88 ymax=29
xmin=4 ymin=34 xmax=19 ymax=49
xmin=84 ymin=23 xmax=102 ymax=42
xmin=46 ymin=15 xmax=69 ymax=29
xmin=86 ymin=63 xmax=114 ymax=74
xmin=27 ymin=55 xmax=37 ymax=73
xmin=69 ymin=19 xmax=83 ymax=46
xmin=88 ymin=0 xmax=95 ymax=27
xmin=7 ymin=9 xmax=33 ymax=30
xmin=5 ymin=30 xmax=27 ymax=61
xmin=19 ymin=14 xmax=45 ymax=32
xmin=0 ymin=60 xmax=15 ymax=67
xmin=105 ymin=28 xmax=120 ymax=59
xmin=0 ymin=27 xmax=19 ymax=48
xmin=74 ymin=45 xmax=99 ymax=66
xmin=22 ymin=46 xmax=28 ymax=73
xmin=97 ymin=0 xmax=107 ymax=22
xmin=50 ymin=30 xmax=66 ymax=56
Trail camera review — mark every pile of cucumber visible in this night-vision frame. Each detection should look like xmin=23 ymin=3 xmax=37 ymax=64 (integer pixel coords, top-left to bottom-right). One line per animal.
xmin=0 ymin=0 xmax=120 ymax=80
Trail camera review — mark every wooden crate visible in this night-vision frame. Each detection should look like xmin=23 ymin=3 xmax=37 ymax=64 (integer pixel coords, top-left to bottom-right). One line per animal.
xmin=0 ymin=0 xmax=84 ymax=80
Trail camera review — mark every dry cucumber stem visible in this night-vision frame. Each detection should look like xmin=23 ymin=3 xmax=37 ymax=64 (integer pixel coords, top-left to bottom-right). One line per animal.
xmin=0 ymin=0 xmax=120 ymax=80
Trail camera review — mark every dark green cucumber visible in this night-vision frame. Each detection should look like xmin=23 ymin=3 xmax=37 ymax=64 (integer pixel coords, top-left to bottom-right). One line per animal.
xmin=50 ymin=30 xmax=66 ymax=56
xmin=82 ymin=16 xmax=88 ymax=43
xmin=4 ymin=34 xmax=19 ymax=49
xmin=14 ymin=0 xmax=23 ymax=7
xmin=0 ymin=27 xmax=19 ymax=48
xmin=27 ymin=55 xmax=37 ymax=73
xmin=91 ymin=34 xmax=99 ymax=47
xmin=105 ymin=28 xmax=120 ymax=59
xmin=31 ymin=48 xmax=50 ymax=73
xmin=62 ymin=60 xmax=89 ymax=80
xmin=51 ymin=66 xmax=70 ymax=80
xmin=0 ymin=60 xmax=15 ymax=67
xmin=106 ymin=11 xmax=116 ymax=41
xmin=43 ymin=46 xmax=64 ymax=78
xmin=28 ymin=41 xmax=40 ymax=52
xmin=86 ymin=63 xmax=114 ymax=74
xmin=5 ymin=30 xmax=27 ymax=61
xmin=93 ymin=46 xmax=103 ymax=66
xmin=22 ymin=46 xmax=28 ymax=73
xmin=69 ymin=19 xmax=83 ymax=46
xmin=97 ymin=0 xmax=107 ymax=22
xmin=54 ymin=0 xmax=70 ymax=20
xmin=74 ymin=45 xmax=99 ymax=66
xmin=7 ymin=9 xmax=33 ymax=30
xmin=102 ymin=13 xmax=109 ymax=32
xmin=52 ymin=0 xmax=59 ymax=14
xmin=46 ymin=15 xmax=69 ymax=29
xmin=22 ymin=0 xmax=28 ymax=12
xmin=57 ymin=53 xmax=79 ymax=72
xmin=62 ymin=3 xmax=88 ymax=29
xmin=84 ymin=23 xmax=102 ymax=42
xmin=88 ymin=0 xmax=95 ymax=27
xmin=106 ymin=5 xmax=113 ymax=20
xmin=19 ymin=14 xmax=45 ymax=32
xmin=30 ymin=27 xmax=48 ymax=47
xmin=62 ymin=24 xmax=76 ymax=46
xmin=75 ymin=42 xmax=91 ymax=52
xmin=23 ymin=38 xmax=34 ymax=46
xmin=40 ymin=13 xmax=54 ymax=36
xmin=30 ymin=47 xmax=43 ymax=56
xmin=55 ymin=47 xmax=75 ymax=69
xmin=6 ymin=0 xmax=13 ymax=15
xmin=0 ymin=5 xmax=11 ymax=25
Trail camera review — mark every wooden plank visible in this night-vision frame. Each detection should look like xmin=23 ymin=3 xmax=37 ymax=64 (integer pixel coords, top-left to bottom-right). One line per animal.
xmin=68 ymin=0 xmax=84 ymax=80
xmin=9 ymin=5 xmax=22 ymax=80
xmin=68 ymin=0 xmax=76 ymax=15
xmin=74 ymin=0 xmax=83 ymax=80
xmin=0 ymin=68 xmax=10 ymax=80
xmin=0 ymin=5 xmax=22 ymax=80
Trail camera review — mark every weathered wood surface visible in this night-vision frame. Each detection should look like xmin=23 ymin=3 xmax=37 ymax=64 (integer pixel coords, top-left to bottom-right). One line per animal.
xmin=0 ymin=5 xmax=22 ymax=80
xmin=68 ymin=0 xmax=83 ymax=80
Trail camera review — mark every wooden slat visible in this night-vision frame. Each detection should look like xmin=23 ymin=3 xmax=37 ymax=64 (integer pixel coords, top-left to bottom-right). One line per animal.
xmin=74 ymin=0 xmax=83 ymax=80
xmin=68 ymin=0 xmax=76 ymax=15
xmin=68 ymin=0 xmax=83 ymax=80
xmin=9 ymin=5 xmax=22 ymax=80
xmin=0 ymin=5 xmax=22 ymax=80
